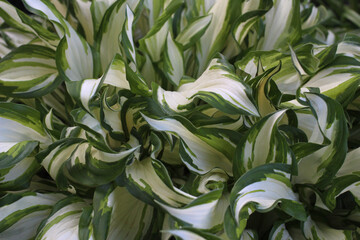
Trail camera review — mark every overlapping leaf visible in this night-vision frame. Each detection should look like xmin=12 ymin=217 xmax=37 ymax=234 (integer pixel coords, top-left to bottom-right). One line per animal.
xmin=1 ymin=0 xmax=360 ymax=239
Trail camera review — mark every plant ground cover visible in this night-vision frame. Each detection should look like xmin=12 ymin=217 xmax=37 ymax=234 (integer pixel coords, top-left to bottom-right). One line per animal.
xmin=1 ymin=0 xmax=360 ymax=239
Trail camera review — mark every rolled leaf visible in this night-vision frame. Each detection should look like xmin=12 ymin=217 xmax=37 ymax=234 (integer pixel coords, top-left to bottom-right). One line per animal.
xmin=126 ymin=157 xmax=195 ymax=207
xmin=230 ymin=164 xmax=305 ymax=236
xmin=294 ymin=93 xmax=348 ymax=187
xmin=233 ymin=110 xmax=293 ymax=178
xmin=143 ymin=115 xmax=234 ymax=176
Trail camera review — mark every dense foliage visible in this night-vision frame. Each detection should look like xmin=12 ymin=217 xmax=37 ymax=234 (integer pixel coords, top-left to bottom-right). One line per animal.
xmin=1 ymin=0 xmax=360 ymax=239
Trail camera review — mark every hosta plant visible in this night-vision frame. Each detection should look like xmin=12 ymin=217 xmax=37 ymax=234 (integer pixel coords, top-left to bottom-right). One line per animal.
xmin=1 ymin=0 xmax=360 ymax=239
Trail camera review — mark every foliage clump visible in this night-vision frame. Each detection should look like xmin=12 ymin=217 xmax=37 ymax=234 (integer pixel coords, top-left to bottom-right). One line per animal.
xmin=1 ymin=0 xmax=360 ymax=239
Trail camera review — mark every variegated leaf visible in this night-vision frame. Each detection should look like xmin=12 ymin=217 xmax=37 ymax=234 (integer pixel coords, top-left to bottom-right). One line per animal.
xmin=155 ymin=58 xmax=259 ymax=116
xmin=163 ymin=32 xmax=184 ymax=86
xmin=0 ymin=0 xmax=59 ymax=45
xmin=0 ymin=140 xmax=38 ymax=169
xmin=337 ymin=34 xmax=360 ymax=61
xmin=302 ymin=216 xmax=352 ymax=240
xmin=324 ymin=174 xmax=360 ymax=210
xmin=143 ymin=115 xmax=234 ymax=176
xmin=337 ymin=147 xmax=360 ymax=177
xmin=23 ymin=0 xmax=94 ymax=84
xmin=102 ymin=54 xmax=129 ymax=89
xmin=0 ymin=45 xmax=62 ymax=98
xmin=196 ymin=0 xmax=241 ymax=74
xmin=64 ymin=143 xmax=138 ymax=187
xmin=1 ymin=28 xmax=36 ymax=48
xmin=0 ymin=156 xmax=40 ymax=191
xmin=232 ymin=0 xmax=272 ymax=47
xmin=92 ymin=185 xmax=153 ymax=240
xmin=0 ymin=191 xmax=66 ymax=239
xmin=125 ymin=157 xmax=195 ymax=207
xmin=122 ymin=5 xmax=137 ymax=66
xmin=320 ymin=147 xmax=360 ymax=209
xmin=294 ymin=93 xmax=348 ymax=187
xmin=233 ymin=110 xmax=293 ymax=178
xmin=230 ymin=164 xmax=306 ymax=236
xmin=299 ymin=58 xmax=360 ymax=105
xmin=96 ymin=1 xmax=126 ymax=71
xmin=269 ymin=222 xmax=293 ymax=240
xmin=0 ymin=102 xmax=49 ymax=145
xmin=37 ymin=138 xmax=83 ymax=189
xmin=236 ymin=50 xmax=301 ymax=95
xmin=35 ymin=196 xmax=89 ymax=240
xmin=73 ymin=0 xmax=94 ymax=44
xmin=37 ymin=138 xmax=137 ymax=188
xmin=142 ymin=0 xmax=183 ymax=63
xmin=175 ymin=14 xmax=212 ymax=50
xmin=0 ymin=102 xmax=49 ymax=190
xmin=163 ymin=228 xmax=222 ymax=240
xmin=301 ymin=4 xmax=329 ymax=31
xmin=157 ymin=187 xmax=228 ymax=230
xmin=91 ymin=0 xmax=116 ymax=33
xmin=259 ymin=0 xmax=301 ymax=51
